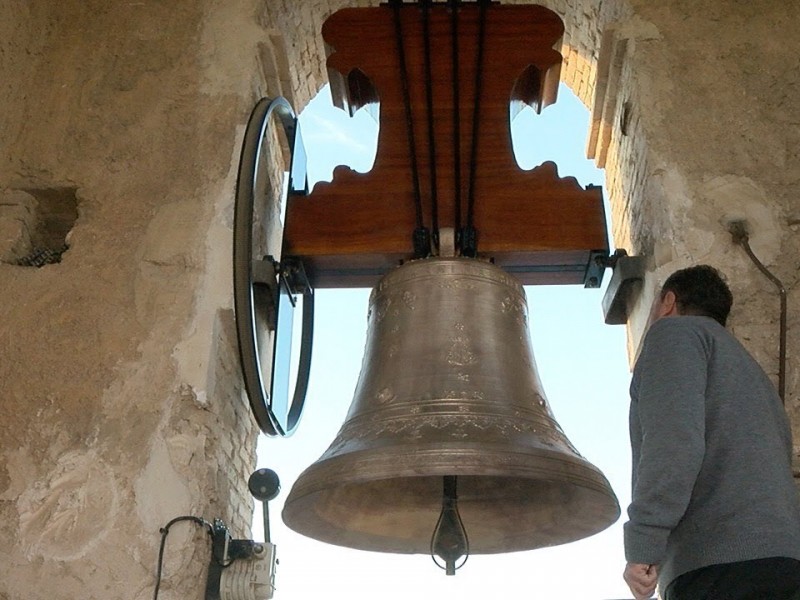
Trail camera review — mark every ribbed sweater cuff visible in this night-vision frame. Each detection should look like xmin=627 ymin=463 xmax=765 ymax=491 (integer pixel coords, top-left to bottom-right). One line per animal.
xmin=624 ymin=520 xmax=668 ymax=565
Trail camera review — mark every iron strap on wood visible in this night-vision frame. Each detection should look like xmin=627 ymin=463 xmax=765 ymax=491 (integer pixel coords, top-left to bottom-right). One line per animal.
xmin=391 ymin=0 xmax=431 ymax=258
xmin=462 ymin=0 xmax=489 ymax=257
xmin=390 ymin=0 xmax=488 ymax=258
xmin=450 ymin=0 xmax=462 ymax=240
xmin=421 ymin=0 xmax=440 ymax=245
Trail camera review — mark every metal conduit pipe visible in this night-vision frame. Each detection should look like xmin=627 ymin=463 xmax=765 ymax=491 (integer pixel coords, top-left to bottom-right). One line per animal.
xmin=728 ymin=220 xmax=788 ymax=404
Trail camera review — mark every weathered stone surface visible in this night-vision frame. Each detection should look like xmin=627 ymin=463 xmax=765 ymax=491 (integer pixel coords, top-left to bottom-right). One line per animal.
xmin=0 ymin=190 xmax=37 ymax=263
xmin=0 ymin=1 xmax=263 ymax=598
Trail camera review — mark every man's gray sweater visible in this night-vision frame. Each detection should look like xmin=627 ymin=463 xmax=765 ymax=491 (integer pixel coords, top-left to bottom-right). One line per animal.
xmin=625 ymin=315 xmax=800 ymax=590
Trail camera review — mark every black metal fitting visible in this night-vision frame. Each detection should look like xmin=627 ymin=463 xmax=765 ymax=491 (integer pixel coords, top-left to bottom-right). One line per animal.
xmin=458 ymin=225 xmax=478 ymax=257
xmin=413 ymin=226 xmax=432 ymax=258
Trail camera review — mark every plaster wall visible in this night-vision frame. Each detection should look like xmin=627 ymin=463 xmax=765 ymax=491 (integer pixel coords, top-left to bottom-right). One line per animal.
xmin=0 ymin=1 xmax=798 ymax=599
xmin=0 ymin=1 xmax=269 ymax=598
xmin=597 ymin=1 xmax=800 ymax=456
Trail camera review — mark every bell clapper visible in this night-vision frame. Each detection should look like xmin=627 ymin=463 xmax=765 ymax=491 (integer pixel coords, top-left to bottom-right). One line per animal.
xmin=430 ymin=475 xmax=469 ymax=575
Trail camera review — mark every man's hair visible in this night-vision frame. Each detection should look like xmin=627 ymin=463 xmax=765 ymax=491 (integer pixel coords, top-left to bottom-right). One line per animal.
xmin=661 ymin=265 xmax=733 ymax=326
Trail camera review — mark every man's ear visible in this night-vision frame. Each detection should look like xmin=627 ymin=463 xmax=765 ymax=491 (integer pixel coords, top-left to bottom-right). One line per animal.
xmin=660 ymin=290 xmax=679 ymax=317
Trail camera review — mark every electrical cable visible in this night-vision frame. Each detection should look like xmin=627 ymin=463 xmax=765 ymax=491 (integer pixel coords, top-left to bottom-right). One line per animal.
xmin=153 ymin=516 xmax=213 ymax=600
xmin=729 ymin=221 xmax=787 ymax=404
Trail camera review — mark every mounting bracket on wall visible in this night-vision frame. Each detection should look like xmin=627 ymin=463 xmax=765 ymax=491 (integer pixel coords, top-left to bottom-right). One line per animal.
xmin=233 ymin=96 xmax=313 ymax=437
xmin=203 ymin=469 xmax=282 ymax=600
xmin=601 ymin=250 xmax=646 ymax=324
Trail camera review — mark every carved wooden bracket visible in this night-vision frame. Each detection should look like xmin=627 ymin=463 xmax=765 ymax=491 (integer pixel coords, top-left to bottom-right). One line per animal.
xmin=284 ymin=2 xmax=608 ymax=288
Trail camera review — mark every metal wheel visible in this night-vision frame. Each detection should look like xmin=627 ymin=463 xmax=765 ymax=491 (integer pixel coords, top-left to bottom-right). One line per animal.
xmin=233 ymin=96 xmax=312 ymax=436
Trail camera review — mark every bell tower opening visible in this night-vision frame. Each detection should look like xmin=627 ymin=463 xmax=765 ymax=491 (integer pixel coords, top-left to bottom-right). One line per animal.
xmin=254 ymin=79 xmax=632 ymax=597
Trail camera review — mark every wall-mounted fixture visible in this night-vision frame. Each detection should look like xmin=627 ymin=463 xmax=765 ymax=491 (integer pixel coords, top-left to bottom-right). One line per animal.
xmin=154 ymin=469 xmax=281 ymax=600
xmin=601 ymin=250 xmax=646 ymax=325
xmin=205 ymin=469 xmax=281 ymax=600
xmin=233 ymin=0 xmax=621 ymax=582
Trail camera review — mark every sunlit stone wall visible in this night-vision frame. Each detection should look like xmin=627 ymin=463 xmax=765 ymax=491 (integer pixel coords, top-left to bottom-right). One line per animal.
xmin=587 ymin=2 xmax=800 ymax=472
xmin=0 ymin=1 xmax=269 ymax=598
xmin=0 ymin=0 xmax=797 ymax=598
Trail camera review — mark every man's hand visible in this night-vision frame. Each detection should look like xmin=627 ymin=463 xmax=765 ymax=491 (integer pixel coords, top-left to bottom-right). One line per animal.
xmin=623 ymin=562 xmax=658 ymax=599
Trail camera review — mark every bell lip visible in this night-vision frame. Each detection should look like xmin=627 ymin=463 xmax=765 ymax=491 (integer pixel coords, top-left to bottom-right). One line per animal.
xmin=283 ymin=478 xmax=619 ymax=556
xmin=282 ymin=445 xmax=620 ymax=555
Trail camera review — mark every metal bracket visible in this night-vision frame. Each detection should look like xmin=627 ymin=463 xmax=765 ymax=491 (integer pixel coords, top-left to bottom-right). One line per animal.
xmin=584 ymin=249 xmax=609 ymax=289
xmin=204 ymin=519 xmax=276 ymax=600
xmin=600 ymin=250 xmax=646 ymax=324
xmin=204 ymin=519 xmax=232 ymax=600
xmin=204 ymin=470 xmax=282 ymax=600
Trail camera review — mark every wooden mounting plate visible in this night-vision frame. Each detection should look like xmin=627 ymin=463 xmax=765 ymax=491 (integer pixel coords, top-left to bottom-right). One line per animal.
xmin=284 ymin=3 xmax=608 ymax=288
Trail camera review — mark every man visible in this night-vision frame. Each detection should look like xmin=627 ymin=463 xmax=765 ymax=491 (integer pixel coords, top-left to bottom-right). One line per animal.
xmin=623 ymin=265 xmax=800 ymax=599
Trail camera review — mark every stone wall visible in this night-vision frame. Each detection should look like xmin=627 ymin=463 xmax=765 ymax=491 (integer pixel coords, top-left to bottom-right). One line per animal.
xmin=593 ymin=2 xmax=800 ymax=461
xmin=0 ymin=1 xmax=798 ymax=599
xmin=0 ymin=1 xmax=269 ymax=598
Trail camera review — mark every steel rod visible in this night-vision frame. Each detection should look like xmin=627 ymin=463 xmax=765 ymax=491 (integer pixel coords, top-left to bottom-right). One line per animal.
xmin=466 ymin=0 xmax=488 ymax=231
xmin=450 ymin=0 xmax=462 ymax=240
xmin=391 ymin=0 xmax=427 ymax=251
xmin=421 ymin=0 xmax=439 ymax=244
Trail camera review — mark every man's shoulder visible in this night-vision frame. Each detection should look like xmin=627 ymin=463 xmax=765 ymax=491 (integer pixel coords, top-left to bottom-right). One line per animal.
xmin=638 ymin=317 xmax=735 ymax=367
xmin=646 ymin=315 xmax=721 ymax=342
xmin=642 ymin=316 xmax=751 ymax=374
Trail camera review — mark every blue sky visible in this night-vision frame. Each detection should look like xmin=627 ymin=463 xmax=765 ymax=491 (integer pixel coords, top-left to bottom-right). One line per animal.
xmin=255 ymin=84 xmax=635 ymax=599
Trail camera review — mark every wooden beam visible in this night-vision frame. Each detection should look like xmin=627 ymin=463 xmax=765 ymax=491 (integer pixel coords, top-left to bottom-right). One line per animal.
xmin=284 ymin=4 xmax=608 ymax=288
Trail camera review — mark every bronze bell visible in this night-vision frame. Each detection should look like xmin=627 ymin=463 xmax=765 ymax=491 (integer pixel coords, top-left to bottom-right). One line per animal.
xmin=282 ymin=257 xmax=619 ymax=570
